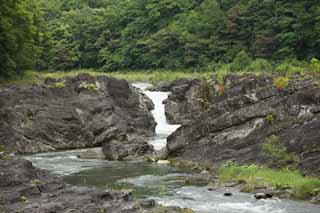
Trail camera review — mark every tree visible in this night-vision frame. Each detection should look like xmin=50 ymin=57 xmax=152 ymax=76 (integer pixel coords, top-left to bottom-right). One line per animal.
xmin=0 ymin=0 xmax=45 ymax=78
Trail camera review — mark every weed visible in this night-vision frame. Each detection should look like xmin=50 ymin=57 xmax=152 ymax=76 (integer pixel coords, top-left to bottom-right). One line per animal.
xmin=273 ymin=76 xmax=289 ymax=91
xmin=20 ymin=196 xmax=28 ymax=204
xmin=79 ymin=82 xmax=98 ymax=91
xmin=265 ymin=114 xmax=274 ymax=123
xmin=218 ymin=163 xmax=320 ymax=199
xmin=53 ymin=82 xmax=65 ymax=88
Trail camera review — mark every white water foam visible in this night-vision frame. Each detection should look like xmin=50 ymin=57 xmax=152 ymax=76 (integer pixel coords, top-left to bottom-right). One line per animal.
xmin=132 ymin=83 xmax=180 ymax=150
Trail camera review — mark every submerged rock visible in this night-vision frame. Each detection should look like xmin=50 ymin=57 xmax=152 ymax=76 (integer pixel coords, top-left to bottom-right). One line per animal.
xmin=224 ymin=192 xmax=233 ymax=196
xmin=254 ymin=192 xmax=273 ymax=200
xmin=0 ymin=74 xmax=156 ymax=158
xmin=165 ymin=74 xmax=320 ymax=176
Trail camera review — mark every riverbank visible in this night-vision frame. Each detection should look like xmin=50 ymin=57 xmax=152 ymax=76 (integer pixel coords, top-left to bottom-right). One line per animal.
xmin=0 ymin=70 xmax=208 ymax=87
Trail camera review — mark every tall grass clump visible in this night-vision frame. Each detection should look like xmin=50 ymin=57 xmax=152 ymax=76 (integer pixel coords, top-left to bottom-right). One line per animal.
xmin=218 ymin=163 xmax=320 ymax=199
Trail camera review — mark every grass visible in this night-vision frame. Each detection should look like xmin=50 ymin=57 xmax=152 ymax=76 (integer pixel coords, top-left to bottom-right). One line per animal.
xmin=0 ymin=69 xmax=209 ymax=87
xmin=218 ymin=164 xmax=320 ymax=199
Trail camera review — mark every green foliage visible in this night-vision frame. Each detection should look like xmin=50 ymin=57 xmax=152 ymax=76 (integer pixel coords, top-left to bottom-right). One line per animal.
xmin=273 ymin=76 xmax=289 ymax=91
xmin=20 ymin=196 xmax=28 ymax=204
xmin=265 ymin=115 xmax=274 ymax=123
xmin=2 ymin=0 xmax=320 ymax=75
xmin=0 ymin=145 xmax=11 ymax=160
xmin=262 ymin=135 xmax=300 ymax=169
xmin=275 ymin=60 xmax=306 ymax=75
xmin=247 ymin=59 xmax=272 ymax=73
xmin=310 ymin=58 xmax=320 ymax=73
xmin=79 ymin=82 xmax=98 ymax=91
xmin=0 ymin=70 xmax=215 ymax=88
xmin=31 ymin=179 xmax=42 ymax=186
xmin=230 ymin=51 xmax=252 ymax=72
xmin=218 ymin=163 xmax=320 ymax=199
xmin=0 ymin=0 xmax=46 ymax=79
xmin=0 ymin=145 xmax=5 ymax=153
xmin=53 ymin=82 xmax=65 ymax=88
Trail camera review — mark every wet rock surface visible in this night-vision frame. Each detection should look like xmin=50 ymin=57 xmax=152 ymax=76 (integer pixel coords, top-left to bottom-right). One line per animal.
xmin=163 ymin=79 xmax=202 ymax=125
xmin=165 ymin=74 xmax=320 ymax=176
xmin=0 ymin=74 xmax=156 ymax=156
xmin=0 ymin=158 xmax=190 ymax=213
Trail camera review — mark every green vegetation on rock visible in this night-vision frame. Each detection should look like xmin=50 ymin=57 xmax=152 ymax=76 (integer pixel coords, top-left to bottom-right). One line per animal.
xmin=262 ymin=135 xmax=300 ymax=169
xmin=273 ymin=76 xmax=289 ymax=91
xmin=79 ymin=82 xmax=98 ymax=91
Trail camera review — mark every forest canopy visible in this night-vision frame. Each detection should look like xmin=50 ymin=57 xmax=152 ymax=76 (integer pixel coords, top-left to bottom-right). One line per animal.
xmin=1 ymin=0 xmax=320 ymax=78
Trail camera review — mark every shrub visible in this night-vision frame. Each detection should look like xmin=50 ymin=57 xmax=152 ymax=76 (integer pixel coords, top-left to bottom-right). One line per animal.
xmin=247 ymin=59 xmax=272 ymax=72
xmin=310 ymin=58 xmax=320 ymax=73
xmin=230 ymin=51 xmax=252 ymax=72
xmin=275 ymin=60 xmax=306 ymax=74
xmin=273 ymin=76 xmax=289 ymax=91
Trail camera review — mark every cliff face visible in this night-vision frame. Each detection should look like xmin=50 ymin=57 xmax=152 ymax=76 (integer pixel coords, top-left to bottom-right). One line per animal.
xmin=0 ymin=74 xmax=156 ymax=158
xmin=164 ymin=74 xmax=320 ymax=176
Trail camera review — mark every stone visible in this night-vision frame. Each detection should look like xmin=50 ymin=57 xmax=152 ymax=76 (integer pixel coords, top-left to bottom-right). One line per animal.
xmin=311 ymin=194 xmax=320 ymax=204
xmin=224 ymin=192 xmax=233 ymax=196
xmin=254 ymin=192 xmax=272 ymax=200
xmin=139 ymin=199 xmax=156 ymax=208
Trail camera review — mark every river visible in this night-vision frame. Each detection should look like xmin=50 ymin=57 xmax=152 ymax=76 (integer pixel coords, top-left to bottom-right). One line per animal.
xmin=24 ymin=83 xmax=320 ymax=213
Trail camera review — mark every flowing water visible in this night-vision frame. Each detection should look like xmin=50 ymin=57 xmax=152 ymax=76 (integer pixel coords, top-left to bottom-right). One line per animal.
xmin=24 ymin=83 xmax=320 ymax=213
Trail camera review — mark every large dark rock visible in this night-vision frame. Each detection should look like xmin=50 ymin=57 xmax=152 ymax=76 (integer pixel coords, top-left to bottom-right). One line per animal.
xmin=0 ymin=74 xmax=156 ymax=156
xmin=158 ymin=78 xmax=202 ymax=124
xmin=166 ymin=74 xmax=320 ymax=176
xmin=0 ymin=158 xmax=189 ymax=212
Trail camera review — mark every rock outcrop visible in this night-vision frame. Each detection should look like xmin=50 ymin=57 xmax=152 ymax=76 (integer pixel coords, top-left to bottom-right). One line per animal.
xmin=0 ymin=158 xmax=190 ymax=212
xmin=165 ymin=74 xmax=320 ymax=176
xmin=0 ymin=74 xmax=156 ymax=157
xmin=153 ymin=79 xmax=202 ymax=124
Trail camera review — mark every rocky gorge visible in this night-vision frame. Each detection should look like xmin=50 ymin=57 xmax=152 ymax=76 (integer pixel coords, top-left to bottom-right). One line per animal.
xmin=1 ymin=73 xmax=320 ymax=212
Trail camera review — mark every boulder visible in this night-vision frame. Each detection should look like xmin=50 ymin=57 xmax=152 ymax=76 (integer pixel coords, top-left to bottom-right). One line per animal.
xmin=102 ymin=137 xmax=153 ymax=161
xmin=254 ymin=192 xmax=273 ymax=200
xmin=0 ymin=74 xmax=156 ymax=158
xmin=78 ymin=147 xmax=105 ymax=159
xmin=166 ymin=74 xmax=320 ymax=176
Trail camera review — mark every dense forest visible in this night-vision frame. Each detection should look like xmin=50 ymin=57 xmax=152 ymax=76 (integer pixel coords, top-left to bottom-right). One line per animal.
xmin=1 ymin=0 xmax=320 ymax=78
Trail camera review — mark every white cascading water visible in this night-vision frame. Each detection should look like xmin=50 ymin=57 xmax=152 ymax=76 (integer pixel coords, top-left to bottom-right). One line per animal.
xmin=132 ymin=82 xmax=180 ymax=150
